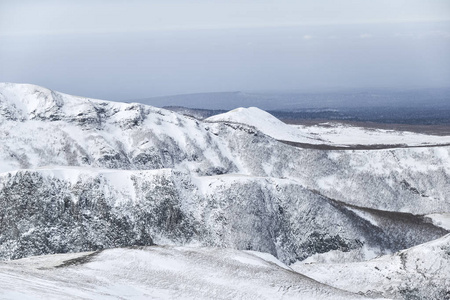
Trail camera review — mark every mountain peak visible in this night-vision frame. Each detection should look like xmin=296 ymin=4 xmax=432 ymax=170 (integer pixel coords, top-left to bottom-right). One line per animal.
xmin=206 ymin=106 xmax=321 ymax=144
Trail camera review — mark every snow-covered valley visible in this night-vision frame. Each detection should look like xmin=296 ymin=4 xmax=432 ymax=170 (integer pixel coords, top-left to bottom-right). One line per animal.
xmin=1 ymin=83 xmax=449 ymax=299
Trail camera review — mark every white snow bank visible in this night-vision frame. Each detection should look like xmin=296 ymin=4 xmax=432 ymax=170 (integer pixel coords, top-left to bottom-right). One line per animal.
xmin=0 ymin=246 xmax=368 ymax=300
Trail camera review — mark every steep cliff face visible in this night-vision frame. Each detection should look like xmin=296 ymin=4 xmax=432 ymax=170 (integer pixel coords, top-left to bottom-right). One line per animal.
xmin=0 ymin=83 xmax=449 ymax=265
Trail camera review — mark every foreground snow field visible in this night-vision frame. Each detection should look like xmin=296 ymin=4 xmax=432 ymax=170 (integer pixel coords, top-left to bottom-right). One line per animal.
xmin=0 ymin=246 xmax=374 ymax=300
xmin=1 ymin=237 xmax=449 ymax=299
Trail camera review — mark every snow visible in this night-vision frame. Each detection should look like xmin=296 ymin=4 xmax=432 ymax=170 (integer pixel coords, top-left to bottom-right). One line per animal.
xmin=293 ymin=122 xmax=450 ymax=147
xmin=0 ymin=167 xmax=174 ymax=207
xmin=291 ymin=234 xmax=450 ymax=299
xmin=1 ymin=83 xmax=449 ymax=299
xmin=0 ymin=83 xmax=238 ymax=176
xmin=0 ymin=246 xmax=370 ymax=300
xmin=244 ymin=250 xmax=292 ymax=270
xmin=425 ymin=213 xmax=450 ymax=230
xmin=206 ymin=107 xmax=450 ymax=147
xmin=228 ymin=253 xmax=270 ymax=268
xmin=2 ymin=84 xmax=450 ymax=215
xmin=346 ymin=207 xmax=380 ymax=227
xmin=300 ymin=245 xmax=382 ymax=264
xmin=316 ymin=174 xmax=339 ymax=190
xmin=206 ymin=107 xmax=324 ymax=144
xmin=7 ymin=251 xmax=95 ymax=269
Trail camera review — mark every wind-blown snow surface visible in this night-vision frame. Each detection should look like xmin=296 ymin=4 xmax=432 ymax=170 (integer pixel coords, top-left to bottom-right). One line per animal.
xmin=0 ymin=246 xmax=373 ymax=300
xmin=292 ymin=234 xmax=450 ymax=299
xmin=206 ymin=107 xmax=450 ymax=147
xmin=293 ymin=123 xmax=450 ymax=147
xmin=1 ymin=83 xmax=450 ymax=298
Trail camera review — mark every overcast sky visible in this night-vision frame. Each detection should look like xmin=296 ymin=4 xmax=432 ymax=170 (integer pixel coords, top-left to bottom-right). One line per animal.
xmin=1 ymin=0 xmax=449 ymax=100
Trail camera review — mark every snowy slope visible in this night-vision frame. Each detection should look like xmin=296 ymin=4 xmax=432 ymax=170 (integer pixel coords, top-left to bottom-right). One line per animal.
xmin=293 ymin=123 xmax=450 ymax=147
xmin=206 ymin=107 xmax=450 ymax=147
xmin=1 ymin=83 xmax=450 ymax=297
xmin=0 ymin=246 xmax=374 ymax=300
xmin=0 ymin=167 xmax=447 ymax=263
xmin=292 ymin=234 xmax=450 ymax=299
xmin=0 ymin=83 xmax=238 ymax=175
xmin=206 ymin=107 xmax=325 ymax=144
xmin=425 ymin=213 xmax=450 ymax=230
xmin=1 ymin=83 xmax=450 ymax=217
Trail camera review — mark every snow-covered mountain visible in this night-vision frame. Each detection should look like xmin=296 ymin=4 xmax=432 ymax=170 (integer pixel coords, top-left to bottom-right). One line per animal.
xmin=206 ymin=107 xmax=325 ymax=144
xmin=206 ymin=106 xmax=450 ymax=147
xmin=1 ymin=83 xmax=450 ymax=299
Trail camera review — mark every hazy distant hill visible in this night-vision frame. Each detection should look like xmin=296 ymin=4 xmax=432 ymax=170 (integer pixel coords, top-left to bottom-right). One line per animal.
xmin=132 ymin=88 xmax=450 ymax=111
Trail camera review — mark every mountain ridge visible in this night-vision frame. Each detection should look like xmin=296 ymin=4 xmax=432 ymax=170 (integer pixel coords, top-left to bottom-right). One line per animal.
xmin=1 ymin=83 xmax=449 ymax=298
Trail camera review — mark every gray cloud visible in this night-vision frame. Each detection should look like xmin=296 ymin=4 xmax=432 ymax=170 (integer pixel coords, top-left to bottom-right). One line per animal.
xmin=0 ymin=1 xmax=449 ymax=100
